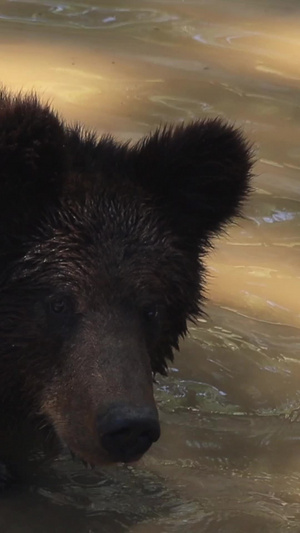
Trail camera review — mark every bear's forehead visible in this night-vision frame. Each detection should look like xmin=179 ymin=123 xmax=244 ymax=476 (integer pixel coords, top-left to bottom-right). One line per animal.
xmin=41 ymin=189 xmax=172 ymax=245
xmin=33 ymin=200 xmax=175 ymax=264
xmin=7 ymin=187 xmax=194 ymax=304
xmin=12 ymin=230 xmax=185 ymax=309
xmin=14 ymin=196 xmax=184 ymax=290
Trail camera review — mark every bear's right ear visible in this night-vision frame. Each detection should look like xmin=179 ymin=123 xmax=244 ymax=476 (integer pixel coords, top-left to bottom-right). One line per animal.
xmin=0 ymin=90 xmax=66 ymax=227
xmin=128 ymin=119 xmax=253 ymax=246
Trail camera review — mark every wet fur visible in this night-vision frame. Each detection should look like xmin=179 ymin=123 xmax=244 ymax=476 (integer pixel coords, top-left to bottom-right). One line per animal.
xmin=0 ymin=89 xmax=253 ymax=486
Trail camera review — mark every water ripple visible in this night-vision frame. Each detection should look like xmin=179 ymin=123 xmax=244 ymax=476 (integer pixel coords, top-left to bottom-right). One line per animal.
xmin=1 ymin=1 xmax=174 ymax=29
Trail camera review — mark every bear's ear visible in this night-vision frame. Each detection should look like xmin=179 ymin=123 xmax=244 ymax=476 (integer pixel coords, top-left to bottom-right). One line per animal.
xmin=128 ymin=119 xmax=253 ymax=245
xmin=0 ymin=90 xmax=66 ymax=227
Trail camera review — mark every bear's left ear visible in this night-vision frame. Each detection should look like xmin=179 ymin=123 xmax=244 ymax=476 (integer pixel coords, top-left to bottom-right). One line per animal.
xmin=128 ymin=119 xmax=253 ymax=245
xmin=0 ymin=91 xmax=67 ymax=216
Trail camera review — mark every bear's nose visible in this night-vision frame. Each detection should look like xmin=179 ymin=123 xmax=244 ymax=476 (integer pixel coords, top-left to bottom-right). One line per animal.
xmin=98 ymin=405 xmax=160 ymax=463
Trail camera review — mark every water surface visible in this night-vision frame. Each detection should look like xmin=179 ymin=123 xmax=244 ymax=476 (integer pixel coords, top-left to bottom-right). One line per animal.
xmin=0 ymin=0 xmax=300 ymax=531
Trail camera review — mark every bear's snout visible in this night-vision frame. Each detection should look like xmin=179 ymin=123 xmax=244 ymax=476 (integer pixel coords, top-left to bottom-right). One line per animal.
xmin=99 ymin=404 xmax=160 ymax=463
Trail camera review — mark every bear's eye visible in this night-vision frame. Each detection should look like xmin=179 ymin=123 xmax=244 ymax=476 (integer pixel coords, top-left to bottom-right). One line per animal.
xmin=143 ymin=304 xmax=160 ymax=323
xmin=49 ymin=296 xmax=68 ymax=314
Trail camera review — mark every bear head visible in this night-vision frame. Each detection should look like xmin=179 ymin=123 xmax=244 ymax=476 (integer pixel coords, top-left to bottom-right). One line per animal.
xmin=0 ymin=90 xmax=252 ymax=467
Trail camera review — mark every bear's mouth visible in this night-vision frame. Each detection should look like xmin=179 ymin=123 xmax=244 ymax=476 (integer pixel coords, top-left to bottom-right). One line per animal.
xmin=69 ymin=448 xmax=96 ymax=470
xmin=67 ymin=446 xmax=144 ymax=470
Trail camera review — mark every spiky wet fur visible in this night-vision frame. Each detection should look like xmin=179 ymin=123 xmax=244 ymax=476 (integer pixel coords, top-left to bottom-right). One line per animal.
xmin=0 ymin=89 xmax=253 ymax=485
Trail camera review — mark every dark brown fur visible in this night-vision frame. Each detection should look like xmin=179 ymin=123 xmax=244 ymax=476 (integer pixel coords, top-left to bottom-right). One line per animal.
xmin=0 ymin=90 xmax=253 ymax=485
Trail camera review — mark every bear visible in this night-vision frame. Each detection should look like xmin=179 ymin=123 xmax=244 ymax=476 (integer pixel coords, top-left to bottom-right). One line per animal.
xmin=0 ymin=89 xmax=252 ymax=488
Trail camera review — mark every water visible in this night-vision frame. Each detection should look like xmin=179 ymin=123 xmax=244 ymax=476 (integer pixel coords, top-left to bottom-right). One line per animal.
xmin=0 ymin=0 xmax=300 ymax=530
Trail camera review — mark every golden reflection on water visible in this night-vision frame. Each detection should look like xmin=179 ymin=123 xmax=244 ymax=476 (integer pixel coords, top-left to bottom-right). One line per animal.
xmin=0 ymin=0 xmax=300 ymax=531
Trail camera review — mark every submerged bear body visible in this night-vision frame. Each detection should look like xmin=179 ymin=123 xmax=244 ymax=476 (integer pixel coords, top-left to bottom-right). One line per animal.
xmin=0 ymin=90 xmax=252 ymax=486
